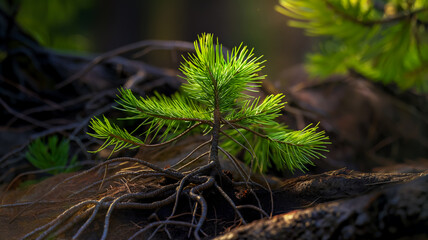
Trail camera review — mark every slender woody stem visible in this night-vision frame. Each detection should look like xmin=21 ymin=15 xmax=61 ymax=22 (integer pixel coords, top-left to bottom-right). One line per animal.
xmin=207 ymin=66 xmax=222 ymax=171
xmin=210 ymin=108 xmax=221 ymax=170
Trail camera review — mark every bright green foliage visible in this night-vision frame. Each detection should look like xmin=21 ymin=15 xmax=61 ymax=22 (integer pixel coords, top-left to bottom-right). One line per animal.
xmin=276 ymin=0 xmax=428 ymax=92
xmin=25 ymin=136 xmax=78 ymax=175
xmin=88 ymin=116 xmax=145 ymax=154
xmin=179 ymin=36 xmax=265 ymax=112
xmin=88 ymin=33 xmax=329 ymax=173
xmin=222 ymin=124 xmax=328 ymax=172
xmin=224 ymin=94 xmax=285 ymax=126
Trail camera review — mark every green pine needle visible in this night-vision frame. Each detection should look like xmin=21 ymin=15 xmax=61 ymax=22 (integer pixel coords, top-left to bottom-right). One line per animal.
xmin=225 ymin=94 xmax=286 ymax=126
xmin=88 ymin=116 xmax=144 ymax=155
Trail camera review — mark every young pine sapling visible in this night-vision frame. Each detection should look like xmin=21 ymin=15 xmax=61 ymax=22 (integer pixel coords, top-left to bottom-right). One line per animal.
xmin=89 ymin=33 xmax=329 ymax=175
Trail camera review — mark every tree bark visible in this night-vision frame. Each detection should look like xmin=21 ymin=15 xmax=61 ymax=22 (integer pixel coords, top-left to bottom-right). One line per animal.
xmin=216 ymin=173 xmax=428 ymax=240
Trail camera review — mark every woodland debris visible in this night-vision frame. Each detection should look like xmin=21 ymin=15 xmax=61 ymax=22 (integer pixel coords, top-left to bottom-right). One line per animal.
xmin=215 ymin=174 xmax=428 ymax=240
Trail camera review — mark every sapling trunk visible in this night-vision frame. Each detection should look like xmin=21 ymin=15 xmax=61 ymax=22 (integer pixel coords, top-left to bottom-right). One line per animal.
xmin=208 ymin=66 xmax=222 ymax=173
xmin=209 ymin=108 xmax=222 ymax=176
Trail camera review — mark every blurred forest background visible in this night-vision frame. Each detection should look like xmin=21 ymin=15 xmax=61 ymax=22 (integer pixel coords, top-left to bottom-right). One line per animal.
xmin=4 ymin=0 xmax=312 ymax=80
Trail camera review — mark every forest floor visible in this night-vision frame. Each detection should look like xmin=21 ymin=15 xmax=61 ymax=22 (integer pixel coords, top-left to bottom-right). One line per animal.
xmin=1 ymin=160 xmax=426 ymax=239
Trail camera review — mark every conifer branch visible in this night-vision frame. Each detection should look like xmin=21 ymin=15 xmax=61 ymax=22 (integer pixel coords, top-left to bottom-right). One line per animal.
xmin=112 ymin=122 xmax=203 ymax=148
xmin=225 ymin=94 xmax=285 ymax=125
xmin=222 ymin=123 xmax=329 ymax=172
xmin=276 ymin=0 xmax=428 ymax=92
xmin=227 ymin=123 xmax=303 ymax=147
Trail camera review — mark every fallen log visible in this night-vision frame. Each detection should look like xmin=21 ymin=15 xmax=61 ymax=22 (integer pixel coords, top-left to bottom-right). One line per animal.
xmin=216 ymin=173 xmax=428 ymax=240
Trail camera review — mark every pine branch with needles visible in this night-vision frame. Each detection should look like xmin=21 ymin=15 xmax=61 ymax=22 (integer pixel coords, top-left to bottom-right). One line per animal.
xmin=276 ymin=0 xmax=428 ymax=92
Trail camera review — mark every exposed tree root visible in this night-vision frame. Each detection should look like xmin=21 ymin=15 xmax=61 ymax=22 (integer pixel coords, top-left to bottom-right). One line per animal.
xmin=2 ymin=163 xmax=426 ymax=239
xmin=10 ymin=157 xmax=269 ymax=240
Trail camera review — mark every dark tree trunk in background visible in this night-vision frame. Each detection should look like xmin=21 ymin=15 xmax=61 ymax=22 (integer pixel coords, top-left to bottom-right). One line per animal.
xmin=93 ymin=0 xmax=143 ymax=52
